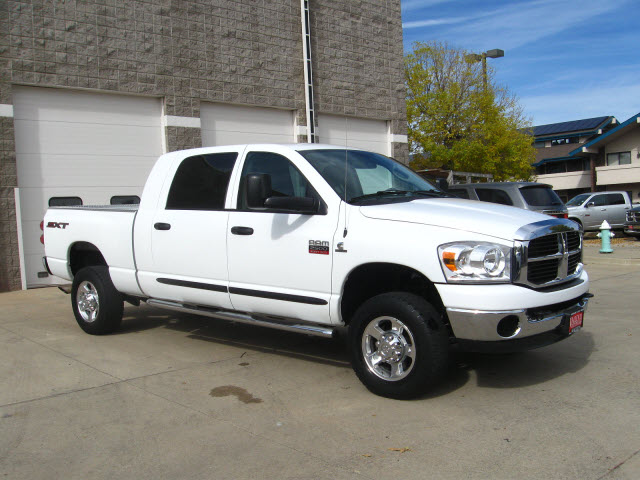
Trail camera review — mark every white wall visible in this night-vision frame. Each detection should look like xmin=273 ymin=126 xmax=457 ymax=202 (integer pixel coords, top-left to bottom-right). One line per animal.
xmin=535 ymin=171 xmax=591 ymax=190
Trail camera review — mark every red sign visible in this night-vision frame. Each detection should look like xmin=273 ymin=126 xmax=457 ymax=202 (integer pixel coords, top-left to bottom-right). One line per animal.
xmin=569 ymin=311 xmax=584 ymax=333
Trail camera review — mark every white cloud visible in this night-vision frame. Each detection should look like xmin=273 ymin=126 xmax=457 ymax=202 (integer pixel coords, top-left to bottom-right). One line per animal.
xmin=401 ymin=0 xmax=456 ymax=13
xmin=520 ymin=79 xmax=640 ymax=126
xmin=405 ymin=0 xmax=629 ymax=51
xmin=403 ymin=16 xmax=471 ymax=29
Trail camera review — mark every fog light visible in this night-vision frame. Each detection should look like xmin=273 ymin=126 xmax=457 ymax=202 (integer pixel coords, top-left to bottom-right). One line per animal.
xmin=497 ymin=315 xmax=520 ymax=338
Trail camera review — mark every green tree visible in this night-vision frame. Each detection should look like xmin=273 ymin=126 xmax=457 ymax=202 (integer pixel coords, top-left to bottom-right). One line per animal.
xmin=405 ymin=41 xmax=534 ymax=181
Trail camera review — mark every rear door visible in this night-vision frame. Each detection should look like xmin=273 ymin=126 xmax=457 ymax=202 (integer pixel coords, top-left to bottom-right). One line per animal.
xmin=135 ymin=149 xmax=241 ymax=308
xmin=605 ymin=193 xmax=629 ymax=228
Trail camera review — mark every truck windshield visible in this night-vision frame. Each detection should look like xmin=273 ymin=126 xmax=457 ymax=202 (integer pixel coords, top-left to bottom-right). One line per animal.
xmin=566 ymin=193 xmax=591 ymax=207
xmin=298 ymin=149 xmax=441 ymax=204
xmin=520 ymin=186 xmax=564 ymax=207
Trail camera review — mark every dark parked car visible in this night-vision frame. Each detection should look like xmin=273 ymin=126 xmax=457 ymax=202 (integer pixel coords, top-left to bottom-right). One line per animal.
xmin=624 ymin=205 xmax=640 ymax=237
xmin=448 ymin=182 xmax=568 ymax=218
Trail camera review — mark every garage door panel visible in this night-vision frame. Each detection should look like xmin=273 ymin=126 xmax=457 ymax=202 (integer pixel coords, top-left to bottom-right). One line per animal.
xmin=17 ymin=154 xmax=158 ymax=188
xmin=317 ymin=114 xmax=389 ymax=155
xmin=201 ymin=130 xmax=293 ymax=147
xmin=15 ymin=121 xmax=162 ymax=156
xmin=19 ymin=187 xmax=139 ymax=222
xmin=13 ymin=87 xmax=161 ymax=126
xmin=319 ymin=115 xmax=388 ymax=141
xmin=13 ymin=86 xmax=162 ymax=287
xmin=201 ymin=103 xmax=292 ymax=135
xmin=200 ymin=103 xmax=294 ymax=147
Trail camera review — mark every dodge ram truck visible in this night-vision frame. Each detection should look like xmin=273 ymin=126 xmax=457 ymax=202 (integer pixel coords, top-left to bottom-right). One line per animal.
xmin=43 ymin=144 xmax=591 ymax=398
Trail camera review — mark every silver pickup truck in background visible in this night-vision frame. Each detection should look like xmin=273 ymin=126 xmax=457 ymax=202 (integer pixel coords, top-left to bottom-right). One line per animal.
xmin=566 ymin=191 xmax=633 ymax=231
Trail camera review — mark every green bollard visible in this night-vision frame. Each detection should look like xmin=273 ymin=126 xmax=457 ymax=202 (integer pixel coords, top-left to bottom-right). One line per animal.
xmin=597 ymin=220 xmax=614 ymax=254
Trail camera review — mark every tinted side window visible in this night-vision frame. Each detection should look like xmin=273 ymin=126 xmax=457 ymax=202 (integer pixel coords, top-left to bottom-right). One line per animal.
xmin=238 ymin=152 xmax=316 ymax=210
xmin=449 ymin=188 xmax=469 ymax=199
xmin=166 ymin=153 xmax=237 ymax=210
xmin=475 ymin=188 xmax=513 ymax=206
xmin=520 ymin=186 xmax=563 ymax=207
xmin=606 ymin=193 xmax=625 ymax=205
xmin=590 ymin=195 xmax=606 ymax=207
xmin=49 ymin=197 xmax=82 ymax=207
xmin=111 ymin=195 xmax=140 ymax=205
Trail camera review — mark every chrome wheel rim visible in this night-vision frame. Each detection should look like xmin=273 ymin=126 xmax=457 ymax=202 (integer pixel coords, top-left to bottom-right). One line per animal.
xmin=362 ymin=316 xmax=416 ymax=381
xmin=76 ymin=281 xmax=99 ymax=323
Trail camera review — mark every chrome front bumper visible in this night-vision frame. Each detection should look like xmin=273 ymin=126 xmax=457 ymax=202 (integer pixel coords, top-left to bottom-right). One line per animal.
xmin=447 ymin=293 xmax=591 ymax=342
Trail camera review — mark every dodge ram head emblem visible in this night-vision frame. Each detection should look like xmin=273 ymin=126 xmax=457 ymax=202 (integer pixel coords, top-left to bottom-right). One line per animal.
xmin=309 ymin=240 xmax=330 ymax=255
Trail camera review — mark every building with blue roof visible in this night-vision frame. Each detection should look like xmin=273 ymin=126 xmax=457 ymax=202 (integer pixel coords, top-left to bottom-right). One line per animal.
xmin=531 ymin=114 xmax=640 ymax=202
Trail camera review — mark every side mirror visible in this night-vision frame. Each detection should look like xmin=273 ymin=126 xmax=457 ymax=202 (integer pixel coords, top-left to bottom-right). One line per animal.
xmin=435 ymin=178 xmax=449 ymax=191
xmin=585 ymin=201 xmax=595 ymax=208
xmin=264 ymin=196 xmax=319 ymax=214
xmin=245 ymin=173 xmax=271 ymax=209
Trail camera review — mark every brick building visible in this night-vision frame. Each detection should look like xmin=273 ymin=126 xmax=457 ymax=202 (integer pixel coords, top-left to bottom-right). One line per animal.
xmin=0 ymin=0 xmax=408 ymax=291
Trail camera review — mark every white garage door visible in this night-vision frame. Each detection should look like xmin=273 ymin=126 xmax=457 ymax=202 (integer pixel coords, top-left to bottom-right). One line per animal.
xmin=317 ymin=114 xmax=389 ymax=156
xmin=200 ymin=103 xmax=295 ymax=146
xmin=13 ymin=86 xmax=163 ymax=287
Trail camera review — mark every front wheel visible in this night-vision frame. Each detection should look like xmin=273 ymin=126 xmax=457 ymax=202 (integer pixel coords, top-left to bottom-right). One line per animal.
xmin=349 ymin=292 xmax=449 ymax=399
xmin=71 ymin=266 xmax=123 ymax=335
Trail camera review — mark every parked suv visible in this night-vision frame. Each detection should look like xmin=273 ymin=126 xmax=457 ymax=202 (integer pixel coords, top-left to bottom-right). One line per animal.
xmin=624 ymin=205 xmax=640 ymax=237
xmin=448 ymin=182 xmax=568 ymax=218
xmin=565 ymin=191 xmax=632 ymax=231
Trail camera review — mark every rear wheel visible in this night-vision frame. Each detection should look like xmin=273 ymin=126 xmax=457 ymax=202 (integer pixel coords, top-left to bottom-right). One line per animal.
xmin=71 ymin=266 xmax=123 ymax=335
xmin=349 ymin=292 xmax=449 ymax=399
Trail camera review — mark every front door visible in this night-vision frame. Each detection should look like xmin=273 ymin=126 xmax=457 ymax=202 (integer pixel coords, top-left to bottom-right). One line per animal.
xmin=583 ymin=194 xmax=607 ymax=229
xmin=226 ymin=151 xmax=339 ymax=324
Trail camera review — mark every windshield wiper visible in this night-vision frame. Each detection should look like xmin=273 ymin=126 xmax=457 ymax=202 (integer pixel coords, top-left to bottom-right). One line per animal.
xmin=349 ymin=189 xmax=449 ymax=203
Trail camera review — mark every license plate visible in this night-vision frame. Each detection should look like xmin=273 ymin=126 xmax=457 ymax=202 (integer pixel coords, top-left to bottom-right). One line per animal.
xmin=569 ymin=311 xmax=584 ymax=334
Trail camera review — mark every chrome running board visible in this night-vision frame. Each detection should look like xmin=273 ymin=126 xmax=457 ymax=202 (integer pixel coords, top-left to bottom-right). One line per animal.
xmin=146 ymin=298 xmax=335 ymax=338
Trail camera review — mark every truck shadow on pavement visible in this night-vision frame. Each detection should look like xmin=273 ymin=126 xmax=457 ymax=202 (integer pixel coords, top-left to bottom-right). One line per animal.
xmin=119 ymin=305 xmax=595 ymax=398
xmin=120 ymin=305 xmax=352 ymax=369
xmin=448 ymin=331 xmax=595 ymax=390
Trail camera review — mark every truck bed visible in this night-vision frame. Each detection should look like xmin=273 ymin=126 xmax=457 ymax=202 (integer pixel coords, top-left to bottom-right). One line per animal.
xmin=44 ymin=205 xmax=142 ymax=297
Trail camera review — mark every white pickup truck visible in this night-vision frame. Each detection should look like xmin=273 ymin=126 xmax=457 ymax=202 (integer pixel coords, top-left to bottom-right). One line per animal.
xmin=44 ymin=144 xmax=591 ymax=398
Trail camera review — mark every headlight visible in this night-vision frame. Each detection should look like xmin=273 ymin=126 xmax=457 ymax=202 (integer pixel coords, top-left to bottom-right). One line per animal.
xmin=438 ymin=242 xmax=512 ymax=283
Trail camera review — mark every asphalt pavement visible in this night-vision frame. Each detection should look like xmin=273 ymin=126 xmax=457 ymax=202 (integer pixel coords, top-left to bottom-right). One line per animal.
xmin=0 ymin=245 xmax=638 ymax=480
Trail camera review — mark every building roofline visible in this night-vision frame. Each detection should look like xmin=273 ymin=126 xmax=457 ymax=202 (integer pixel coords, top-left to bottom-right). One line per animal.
xmin=569 ymin=113 xmax=640 ymax=155
xmin=532 ymin=115 xmax=616 ymax=137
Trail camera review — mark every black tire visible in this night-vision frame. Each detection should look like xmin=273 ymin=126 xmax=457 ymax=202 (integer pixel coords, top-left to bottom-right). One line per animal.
xmin=71 ymin=266 xmax=123 ymax=335
xmin=349 ymin=292 xmax=449 ymax=399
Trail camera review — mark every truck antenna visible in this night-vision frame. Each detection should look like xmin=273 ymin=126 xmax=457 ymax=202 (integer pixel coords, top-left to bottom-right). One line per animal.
xmin=343 ymin=117 xmax=349 ymax=237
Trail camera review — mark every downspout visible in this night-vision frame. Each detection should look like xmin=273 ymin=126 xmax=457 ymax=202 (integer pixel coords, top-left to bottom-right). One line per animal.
xmin=300 ymin=0 xmax=317 ymax=143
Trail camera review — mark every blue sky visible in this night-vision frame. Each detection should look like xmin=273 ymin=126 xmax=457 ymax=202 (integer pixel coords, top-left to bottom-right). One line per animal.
xmin=401 ymin=0 xmax=640 ymax=127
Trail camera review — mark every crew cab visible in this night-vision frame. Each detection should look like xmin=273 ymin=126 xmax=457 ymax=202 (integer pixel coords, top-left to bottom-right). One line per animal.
xmin=566 ymin=191 xmax=633 ymax=231
xmin=44 ymin=144 xmax=591 ymax=398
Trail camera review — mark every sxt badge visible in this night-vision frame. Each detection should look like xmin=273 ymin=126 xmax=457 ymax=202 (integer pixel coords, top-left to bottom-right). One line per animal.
xmin=47 ymin=221 xmax=69 ymax=229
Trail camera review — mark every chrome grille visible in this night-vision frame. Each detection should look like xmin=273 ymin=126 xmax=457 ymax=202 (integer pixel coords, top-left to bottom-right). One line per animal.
xmin=627 ymin=211 xmax=640 ymax=222
xmin=513 ymin=220 xmax=583 ymax=289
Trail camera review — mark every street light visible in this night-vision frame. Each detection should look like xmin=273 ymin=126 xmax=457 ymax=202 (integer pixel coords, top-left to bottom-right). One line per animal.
xmin=466 ymin=49 xmax=504 ymax=90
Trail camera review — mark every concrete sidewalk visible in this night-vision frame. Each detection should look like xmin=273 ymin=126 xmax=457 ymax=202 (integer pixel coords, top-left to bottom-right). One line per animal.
xmin=0 ymin=255 xmax=638 ymax=480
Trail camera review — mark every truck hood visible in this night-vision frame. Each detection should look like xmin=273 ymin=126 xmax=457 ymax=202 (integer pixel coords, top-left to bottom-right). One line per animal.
xmin=359 ymin=198 xmax=550 ymax=240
